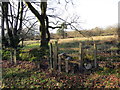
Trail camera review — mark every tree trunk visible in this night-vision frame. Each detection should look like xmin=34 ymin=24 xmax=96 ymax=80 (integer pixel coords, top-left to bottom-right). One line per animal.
xmin=21 ymin=38 xmax=24 ymax=47
xmin=25 ymin=2 xmax=50 ymax=49
xmin=10 ymin=48 xmax=17 ymax=65
xmin=1 ymin=2 xmax=5 ymax=40
xmin=40 ymin=22 xmax=47 ymax=48
xmin=46 ymin=16 xmax=50 ymax=48
xmin=1 ymin=2 xmax=8 ymax=48
xmin=62 ymin=29 xmax=65 ymax=39
xmin=40 ymin=2 xmax=49 ymax=48
xmin=10 ymin=49 xmax=13 ymax=64
xmin=13 ymin=49 xmax=17 ymax=65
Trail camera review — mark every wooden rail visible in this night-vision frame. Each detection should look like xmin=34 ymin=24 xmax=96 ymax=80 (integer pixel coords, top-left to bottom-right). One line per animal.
xmin=49 ymin=41 xmax=98 ymax=73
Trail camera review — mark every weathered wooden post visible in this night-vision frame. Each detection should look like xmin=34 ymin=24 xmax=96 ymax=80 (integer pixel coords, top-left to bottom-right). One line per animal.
xmin=79 ymin=42 xmax=83 ymax=70
xmin=104 ymin=44 xmax=107 ymax=56
xmin=65 ymin=58 xmax=69 ymax=73
xmin=94 ymin=42 xmax=97 ymax=68
xmin=72 ymin=63 xmax=75 ymax=74
xmin=49 ymin=43 xmax=53 ymax=69
xmin=110 ymin=50 xmax=113 ymax=56
xmin=53 ymin=41 xmax=58 ymax=70
xmin=58 ymin=55 xmax=62 ymax=72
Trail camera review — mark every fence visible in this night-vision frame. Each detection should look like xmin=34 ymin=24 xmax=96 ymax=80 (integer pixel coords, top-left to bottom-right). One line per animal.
xmin=49 ymin=39 xmax=120 ymax=73
xmin=49 ymin=41 xmax=98 ymax=73
xmin=2 ymin=39 xmax=119 ymax=72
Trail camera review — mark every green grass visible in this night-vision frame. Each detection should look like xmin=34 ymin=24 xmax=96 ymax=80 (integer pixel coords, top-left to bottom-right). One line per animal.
xmin=96 ymin=67 xmax=120 ymax=77
xmin=19 ymin=39 xmax=120 ymax=62
xmin=2 ymin=67 xmax=83 ymax=88
xmin=22 ymin=43 xmax=40 ymax=50
xmin=2 ymin=68 xmax=51 ymax=88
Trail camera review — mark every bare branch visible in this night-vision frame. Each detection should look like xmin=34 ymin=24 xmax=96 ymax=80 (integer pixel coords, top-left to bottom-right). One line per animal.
xmin=18 ymin=2 xmax=23 ymax=34
xmin=22 ymin=20 xmax=38 ymax=37
xmin=48 ymin=15 xmax=87 ymax=37
xmin=14 ymin=2 xmax=20 ymax=35
xmin=48 ymin=26 xmax=61 ymax=29
xmin=10 ymin=3 xmax=13 ymax=28
xmin=24 ymin=1 xmax=43 ymax=25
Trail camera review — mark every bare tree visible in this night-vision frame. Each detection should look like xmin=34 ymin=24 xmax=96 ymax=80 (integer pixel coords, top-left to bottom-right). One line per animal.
xmin=25 ymin=1 xmax=50 ymax=49
xmin=1 ymin=1 xmax=40 ymax=64
xmin=24 ymin=0 xmax=82 ymax=48
xmin=1 ymin=2 xmax=24 ymax=64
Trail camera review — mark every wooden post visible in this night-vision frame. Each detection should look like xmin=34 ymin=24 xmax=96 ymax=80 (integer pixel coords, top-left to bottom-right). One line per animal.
xmin=53 ymin=41 xmax=58 ymax=70
xmin=72 ymin=63 xmax=75 ymax=74
xmin=37 ymin=61 xmax=40 ymax=69
xmin=104 ymin=44 xmax=107 ymax=56
xmin=110 ymin=50 xmax=113 ymax=56
xmin=94 ymin=42 xmax=97 ymax=68
xmin=58 ymin=56 xmax=61 ymax=72
xmin=49 ymin=43 xmax=53 ymax=69
xmin=79 ymin=42 xmax=83 ymax=71
xmin=65 ymin=59 xmax=69 ymax=73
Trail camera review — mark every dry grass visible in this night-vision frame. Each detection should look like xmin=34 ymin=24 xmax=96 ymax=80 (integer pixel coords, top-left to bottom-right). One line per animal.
xmin=19 ymin=40 xmax=40 ymax=45
xmin=20 ymin=35 xmax=118 ymax=45
xmin=50 ymin=35 xmax=118 ymax=44
xmin=60 ymin=48 xmax=79 ymax=51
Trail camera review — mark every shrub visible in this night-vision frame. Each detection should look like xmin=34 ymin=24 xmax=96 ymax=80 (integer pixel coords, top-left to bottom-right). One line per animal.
xmin=18 ymin=47 xmax=49 ymax=61
xmin=2 ymin=47 xmax=49 ymax=61
xmin=2 ymin=50 xmax=11 ymax=60
xmin=29 ymin=47 xmax=49 ymax=61
xmin=29 ymin=56 xmax=37 ymax=61
xmin=19 ymin=52 xmax=30 ymax=61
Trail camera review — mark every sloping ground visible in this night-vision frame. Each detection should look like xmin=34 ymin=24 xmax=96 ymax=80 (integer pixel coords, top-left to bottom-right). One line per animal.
xmin=2 ymin=60 xmax=120 ymax=88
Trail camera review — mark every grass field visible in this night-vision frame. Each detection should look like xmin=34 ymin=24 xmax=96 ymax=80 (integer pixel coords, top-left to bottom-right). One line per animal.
xmin=54 ymin=35 xmax=117 ymax=44
xmin=21 ymin=35 xmax=117 ymax=45
xmin=21 ymin=35 xmax=117 ymax=50
xmin=19 ymin=35 xmax=119 ymax=61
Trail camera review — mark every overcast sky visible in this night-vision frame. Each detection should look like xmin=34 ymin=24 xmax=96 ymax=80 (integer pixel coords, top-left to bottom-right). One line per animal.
xmin=47 ymin=0 xmax=119 ymax=33
xmin=67 ymin=0 xmax=119 ymax=29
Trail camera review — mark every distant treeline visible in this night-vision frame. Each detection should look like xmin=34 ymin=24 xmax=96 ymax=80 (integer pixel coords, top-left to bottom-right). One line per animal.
xmin=24 ymin=26 xmax=117 ymax=40
xmin=51 ymin=27 xmax=117 ymax=39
